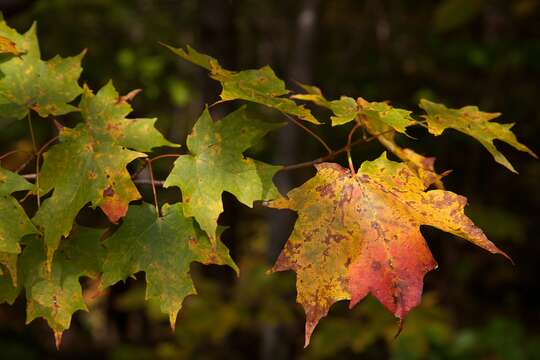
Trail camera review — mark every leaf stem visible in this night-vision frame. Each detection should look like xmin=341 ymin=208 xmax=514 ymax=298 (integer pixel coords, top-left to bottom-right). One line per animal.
xmin=346 ymin=123 xmax=361 ymax=175
xmin=146 ymin=159 xmax=161 ymax=218
xmin=279 ymin=130 xmax=393 ymax=171
xmin=281 ymin=113 xmax=332 ymax=155
xmin=0 ymin=149 xmax=29 ymax=162
xmin=131 ymin=153 xmax=180 ymax=180
xmin=27 ymin=113 xmax=40 ymax=208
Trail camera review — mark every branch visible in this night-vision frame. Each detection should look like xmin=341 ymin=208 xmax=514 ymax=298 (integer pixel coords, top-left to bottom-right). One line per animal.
xmin=281 ymin=113 xmax=333 ymax=154
xmin=279 ymin=130 xmax=393 ymax=171
xmin=22 ymin=173 xmax=166 ymax=187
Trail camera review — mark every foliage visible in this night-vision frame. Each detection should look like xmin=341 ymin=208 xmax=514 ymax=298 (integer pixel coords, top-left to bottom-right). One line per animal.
xmin=0 ymin=14 xmax=535 ymax=350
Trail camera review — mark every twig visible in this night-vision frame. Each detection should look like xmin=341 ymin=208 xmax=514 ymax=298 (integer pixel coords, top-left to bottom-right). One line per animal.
xmin=279 ymin=130 xmax=393 ymax=171
xmin=131 ymin=153 xmax=181 ymax=180
xmin=0 ymin=149 xmax=29 ymax=162
xmin=16 ymin=136 xmax=59 ymax=173
xmin=22 ymin=173 xmax=166 ymax=187
xmin=281 ymin=113 xmax=332 ymax=155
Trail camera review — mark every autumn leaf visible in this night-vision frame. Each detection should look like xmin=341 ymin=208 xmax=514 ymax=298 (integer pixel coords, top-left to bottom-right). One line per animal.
xmin=358 ymin=97 xmax=416 ymax=134
xmin=291 ymin=84 xmax=358 ymax=126
xmin=0 ymin=167 xmax=38 ymax=282
xmin=164 ymin=106 xmax=281 ymax=240
xmin=267 ymin=153 xmax=508 ymax=346
xmin=19 ymin=228 xmax=105 ymax=348
xmin=33 ymin=82 xmax=178 ymax=265
xmin=0 ymin=19 xmax=84 ymax=120
xmin=101 ymin=203 xmax=238 ymax=328
xmin=164 ymin=44 xmax=320 ymax=124
xmin=0 ymin=35 xmax=21 ymax=56
xmin=401 ymin=148 xmax=447 ymax=189
xmin=419 ymin=99 xmax=537 ymax=173
xmin=0 ymin=252 xmax=19 ymax=303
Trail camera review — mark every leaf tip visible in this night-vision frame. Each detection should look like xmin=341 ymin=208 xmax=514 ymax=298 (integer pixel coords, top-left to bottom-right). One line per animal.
xmin=169 ymin=311 xmax=178 ymax=331
xmin=53 ymin=331 xmax=63 ymax=350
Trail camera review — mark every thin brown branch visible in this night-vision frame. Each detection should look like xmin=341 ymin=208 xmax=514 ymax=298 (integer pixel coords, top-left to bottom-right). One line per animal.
xmin=131 ymin=153 xmax=181 ymax=180
xmin=0 ymin=149 xmax=29 ymax=162
xmin=279 ymin=129 xmax=393 ymax=171
xmin=22 ymin=173 xmax=166 ymax=187
xmin=281 ymin=113 xmax=332 ymax=154
xmin=16 ymin=135 xmax=59 ymax=173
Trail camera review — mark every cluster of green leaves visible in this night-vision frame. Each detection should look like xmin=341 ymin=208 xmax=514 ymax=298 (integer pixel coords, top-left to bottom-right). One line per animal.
xmin=0 ymin=16 xmax=535 ymax=349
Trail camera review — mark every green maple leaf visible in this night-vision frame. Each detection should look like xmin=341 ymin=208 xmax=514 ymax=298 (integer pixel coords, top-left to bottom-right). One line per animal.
xmin=0 ymin=252 xmax=19 ymax=303
xmin=419 ymin=99 xmax=537 ymax=173
xmin=33 ymin=82 xmax=178 ymax=264
xmin=20 ymin=227 xmax=105 ymax=348
xmin=164 ymin=107 xmax=281 ymax=240
xmin=0 ymin=18 xmax=84 ymax=120
xmin=292 ymin=84 xmax=415 ymax=131
xmin=164 ymin=44 xmax=320 ymax=124
xmin=0 ymin=167 xmax=38 ymax=282
xmin=101 ymin=203 xmax=238 ymax=328
xmin=358 ymin=98 xmax=415 ymax=134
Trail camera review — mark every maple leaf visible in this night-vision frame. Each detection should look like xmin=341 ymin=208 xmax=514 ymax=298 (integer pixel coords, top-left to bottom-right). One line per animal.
xmin=163 ymin=44 xmax=320 ymax=124
xmin=0 ymin=19 xmax=84 ymax=120
xmin=292 ymin=84 xmax=415 ymax=131
xmin=357 ymin=97 xmax=416 ymax=134
xmin=267 ymin=153 xmax=508 ymax=346
xmin=0 ymin=252 xmax=19 ymax=303
xmin=164 ymin=106 xmax=281 ymax=240
xmin=291 ymin=84 xmax=358 ymax=126
xmin=0 ymin=35 xmax=21 ymax=56
xmin=19 ymin=227 xmax=105 ymax=348
xmin=33 ymin=82 xmax=178 ymax=264
xmin=0 ymin=167 xmax=38 ymax=281
xmin=101 ymin=203 xmax=238 ymax=328
xmin=400 ymin=148 xmax=448 ymax=189
xmin=419 ymin=99 xmax=537 ymax=173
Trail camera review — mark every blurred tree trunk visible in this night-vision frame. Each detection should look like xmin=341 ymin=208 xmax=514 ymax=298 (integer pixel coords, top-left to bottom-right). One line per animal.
xmin=265 ymin=1 xmax=321 ymax=359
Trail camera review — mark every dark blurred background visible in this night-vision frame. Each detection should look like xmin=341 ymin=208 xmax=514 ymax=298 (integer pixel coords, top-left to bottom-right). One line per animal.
xmin=1 ymin=0 xmax=539 ymax=359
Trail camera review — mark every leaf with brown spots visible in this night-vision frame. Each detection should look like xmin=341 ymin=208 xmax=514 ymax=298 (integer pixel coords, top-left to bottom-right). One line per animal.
xmin=17 ymin=228 xmax=106 ymax=349
xmin=267 ymin=153 xmax=508 ymax=346
xmin=33 ymin=82 xmax=178 ymax=264
xmin=164 ymin=45 xmax=320 ymax=124
xmin=164 ymin=106 xmax=281 ymax=241
xmin=101 ymin=203 xmax=238 ymax=328
xmin=419 ymin=99 xmax=537 ymax=173
xmin=0 ymin=19 xmax=84 ymax=120
xmin=0 ymin=167 xmax=38 ymax=282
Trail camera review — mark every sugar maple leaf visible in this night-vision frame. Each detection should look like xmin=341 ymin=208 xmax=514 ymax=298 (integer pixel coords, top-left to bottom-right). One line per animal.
xmin=163 ymin=44 xmax=319 ymax=124
xmin=419 ymin=99 xmax=537 ymax=173
xmin=33 ymin=82 xmax=178 ymax=264
xmin=0 ymin=252 xmax=18 ymax=303
xmin=101 ymin=203 xmax=238 ymax=328
xmin=268 ymin=153 xmax=509 ymax=346
xmin=0 ymin=34 xmax=21 ymax=56
xmin=0 ymin=167 xmax=38 ymax=283
xmin=19 ymin=228 xmax=105 ymax=348
xmin=164 ymin=107 xmax=281 ymax=240
xmin=292 ymin=84 xmax=415 ymax=131
xmin=0 ymin=18 xmax=84 ymax=120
